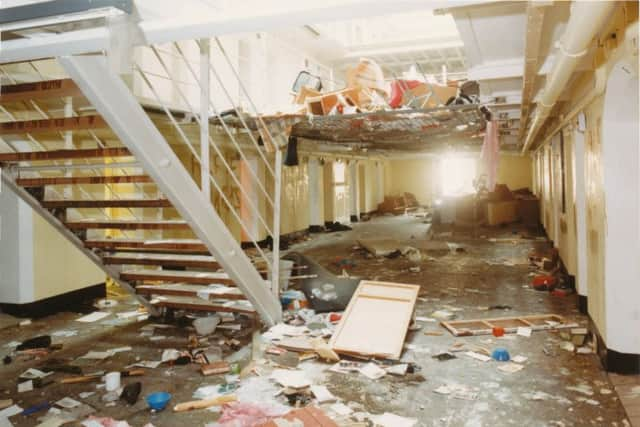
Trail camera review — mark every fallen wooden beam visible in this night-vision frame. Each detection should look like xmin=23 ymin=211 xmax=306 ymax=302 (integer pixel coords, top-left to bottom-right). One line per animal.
xmin=0 ymin=79 xmax=81 ymax=103
xmin=16 ymin=175 xmax=152 ymax=186
xmin=0 ymin=115 xmax=107 ymax=135
xmin=65 ymin=219 xmax=189 ymax=230
xmin=0 ymin=147 xmax=131 ymax=162
xmin=42 ymin=199 xmax=172 ymax=209
xmin=151 ymin=295 xmax=255 ymax=316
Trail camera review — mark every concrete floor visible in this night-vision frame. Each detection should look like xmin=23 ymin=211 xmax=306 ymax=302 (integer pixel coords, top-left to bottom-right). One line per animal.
xmin=0 ymin=215 xmax=634 ymax=426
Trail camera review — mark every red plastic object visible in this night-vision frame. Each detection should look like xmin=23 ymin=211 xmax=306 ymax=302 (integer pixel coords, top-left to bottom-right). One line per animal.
xmin=492 ymin=327 xmax=505 ymax=337
xmin=532 ymin=275 xmax=557 ymax=290
xmin=329 ymin=313 xmax=342 ymax=323
xmin=389 ymin=80 xmax=423 ymax=108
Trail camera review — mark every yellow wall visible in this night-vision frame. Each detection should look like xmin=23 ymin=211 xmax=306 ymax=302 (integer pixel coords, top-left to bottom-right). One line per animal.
xmin=385 ymin=154 xmax=533 ymax=205
xmin=32 ymin=213 xmax=105 ymax=300
xmin=530 ymin=3 xmax=638 ymax=341
xmin=497 ymin=154 xmax=532 ymax=190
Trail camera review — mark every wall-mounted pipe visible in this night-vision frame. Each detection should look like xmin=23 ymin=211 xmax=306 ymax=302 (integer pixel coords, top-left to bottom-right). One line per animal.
xmin=521 ymin=1 xmax=616 ymax=153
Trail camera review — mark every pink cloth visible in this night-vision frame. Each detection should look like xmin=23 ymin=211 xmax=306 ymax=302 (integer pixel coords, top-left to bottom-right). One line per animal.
xmin=212 ymin=402 xmax=289 ymax=427
xmin=479 ymin=120 xmax=500 ymax=191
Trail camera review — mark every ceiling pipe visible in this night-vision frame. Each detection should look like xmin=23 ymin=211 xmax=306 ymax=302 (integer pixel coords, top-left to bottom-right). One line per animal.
xmin=521 ymin=0 xmax=616 ymax=153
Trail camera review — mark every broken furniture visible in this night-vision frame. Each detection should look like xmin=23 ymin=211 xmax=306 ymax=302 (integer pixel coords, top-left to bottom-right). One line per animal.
xmin=440 ymin=314 xmax=579 ymax=337
xmin=329 ymin=280 xmax=419 ymax=359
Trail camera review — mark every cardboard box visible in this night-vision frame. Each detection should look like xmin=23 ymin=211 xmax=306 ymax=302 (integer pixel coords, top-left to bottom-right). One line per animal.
xmin=487 ymin=200 xmax=518 ymax=225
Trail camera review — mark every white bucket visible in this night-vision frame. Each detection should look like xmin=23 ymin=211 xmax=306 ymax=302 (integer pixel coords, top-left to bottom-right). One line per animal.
xmin=105 ymin=371 xmax=121 ymax=391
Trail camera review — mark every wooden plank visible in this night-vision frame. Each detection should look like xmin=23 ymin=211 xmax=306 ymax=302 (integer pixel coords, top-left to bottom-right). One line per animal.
xmin=103 ymin=252 xmax=219 ymax=269
xmin=65 ymin=219 xmax=188 ymax=230
xmin=16 ymin=175 xmax=152 ymax=186
xmin=0 ymin=79 xmax=81 ymax=103
xmin=42 ymin=199 xmax=171 ymax=209
xmin=137 ymin=283 xmax=244 ymax=300
xmin=329 ymin=280 xmax=419 ymax=360
xmin=120 ymin=269 xmax=233 ymax=285
xmin=0 ymin=147 xmax=131 ymax=162
xmin=441 ymin=314 xmax=578 ymax=337
xmin=0 ymin=115 xmax=107 ymax=135
xmin=258 ymin=406 xmax=338 ymax=427
xmin=151 ymin=295 xmax=255 ymax=315
xmin=84 ymin=238 xmax=209 ymax=253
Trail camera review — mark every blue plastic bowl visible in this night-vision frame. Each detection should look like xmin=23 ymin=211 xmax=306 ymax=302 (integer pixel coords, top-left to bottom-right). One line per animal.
xmin=146 ymin=392 xmax=171 ymax=411
xmin=492 ymin=347 xmax=510 ymax=362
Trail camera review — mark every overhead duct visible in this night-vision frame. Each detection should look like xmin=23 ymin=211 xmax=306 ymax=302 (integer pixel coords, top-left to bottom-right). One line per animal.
xmin=521 ymin=1 xmax=616 ymax=153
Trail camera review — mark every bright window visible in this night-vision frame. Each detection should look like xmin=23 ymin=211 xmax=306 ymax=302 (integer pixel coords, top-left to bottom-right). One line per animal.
xmin=440 ymin=156 xmax=477 ymax=196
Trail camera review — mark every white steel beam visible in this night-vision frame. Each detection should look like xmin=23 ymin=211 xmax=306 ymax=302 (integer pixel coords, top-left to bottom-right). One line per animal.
xmin=199 ymin=38 xmax=211 ymax=198
xmin=60 ymin=54 xmax=282 ymax=326
xmin=1 ymin=0 xmax=484 ymax=63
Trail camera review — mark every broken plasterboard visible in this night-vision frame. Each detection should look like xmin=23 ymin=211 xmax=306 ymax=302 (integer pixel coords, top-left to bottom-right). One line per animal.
xmin=329 ymin=280 xmax=419 ymax=359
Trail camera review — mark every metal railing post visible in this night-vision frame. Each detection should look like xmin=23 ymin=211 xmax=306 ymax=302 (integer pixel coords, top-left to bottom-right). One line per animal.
xmin=272 ymin=149 xmax=282 ymax=297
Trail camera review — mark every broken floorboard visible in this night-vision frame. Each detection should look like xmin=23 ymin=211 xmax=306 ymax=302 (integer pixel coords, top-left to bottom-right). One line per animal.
xmin=441 ymin=314 xmax=579 ymax=337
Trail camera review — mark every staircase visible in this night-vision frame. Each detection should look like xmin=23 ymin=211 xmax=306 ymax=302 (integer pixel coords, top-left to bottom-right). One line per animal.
xmin=0 ymin=42 xmax=285 ymax=326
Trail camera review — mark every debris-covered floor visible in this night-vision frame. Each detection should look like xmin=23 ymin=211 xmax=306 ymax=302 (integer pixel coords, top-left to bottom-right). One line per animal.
xmin=0 ymin=215 xmax=634 ymax=426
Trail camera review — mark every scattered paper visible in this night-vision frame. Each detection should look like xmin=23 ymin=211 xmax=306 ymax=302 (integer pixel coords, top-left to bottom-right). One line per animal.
xmin=270 ymin=369 xmax=311 ymax=389
xmin=3 ymin=341 xmax=20 ymax=349
xmin=149 ymin=336 xmax=166 ymax=342
xmin=517 ymin=327 xmax=532 ymax=337
xmin=129 ymin=360 xmax=161 ymax=369
xmin=387 ymin=364 xmax=408 ymax=375
xmin=465 ymin=351 xmax=491 ymax=362
xmin=0 ymin=404 xmax=22 ymax=418
xmin=76 ymin=312 xmax=111 ymax=323
xmin=116 ymin=310 xmax=144 ymax=319
xmin=329 ymin=402 xmax=352 ymax=416
xmin=51 ymin=330 xmax=78 ymax=338
xmin=415 ymin=316 xmax=436 ymax=323
xmin=359 ymin=363 xmax=386 ymax=380
xmin=371 ymin=412 xmax=417 ymax=427
xmin=54 ymin=397 xmax=81 ymax=409
xmin=310 ymin=385 xmax=336 ymax=403
xmin=78 ymin=392 xmax=95 ymax=399
xmin=79 ymin=351 xmax=111 ymax=360
xmin=18 ymin=381 xmax=33 ymax=393
xmin=512 ymin=355 xmax=528 ymax=363
xmin=20 ymin=368 xmax=52 ymax=380
xmin=498 ymin=362 xmax=524 ymax=373
xmin=109 ymin=347 xmax=132 ymax=355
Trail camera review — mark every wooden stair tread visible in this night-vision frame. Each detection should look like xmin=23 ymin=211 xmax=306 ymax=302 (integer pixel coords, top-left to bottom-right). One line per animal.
xmin=103 ymin=252 xmax=219 ymax=269
xmin=137 ymin=283 xmax=245 ymax=300
xmin=150 ymin=295 xmax=255 ymax=315
xmin=0 ymin=79 xmax=81 ymax=103
xmin=0 ymin=147 xmax=131 ymax=162
xmin=16 ymin=175 xmax=153 ymax=187
xmin=42 ymin=199 xmax=172 ymax=208
xmin=0 ymin=115 xmax=107 ymax=136
xmin=85 ymin=238 xmax=208 ymax=253
xmin=120 ymin=269 xmax=233 ymax=285
xmin=65 ymin=219 xmax=189 ymax=230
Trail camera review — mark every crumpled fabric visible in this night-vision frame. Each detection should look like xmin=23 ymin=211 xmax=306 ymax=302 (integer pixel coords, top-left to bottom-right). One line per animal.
xmin=207 ymin=402 xmax=289 ymax=427
xmin=81 ymin=417 xmax=131 ymax=427
xmin=479 ymin=120 xmax=500 ymax=191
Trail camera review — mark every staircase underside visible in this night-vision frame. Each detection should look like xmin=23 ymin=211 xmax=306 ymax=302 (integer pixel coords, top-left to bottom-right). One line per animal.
xmin=0 ymin=59 xmax=282 ymax=326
